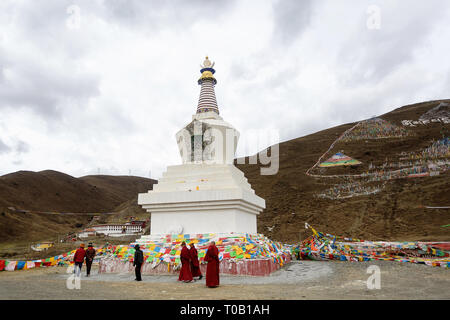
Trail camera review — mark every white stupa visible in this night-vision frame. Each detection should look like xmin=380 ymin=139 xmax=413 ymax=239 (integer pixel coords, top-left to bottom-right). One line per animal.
xmin=138 ymin=57 xmax=265 ymax=236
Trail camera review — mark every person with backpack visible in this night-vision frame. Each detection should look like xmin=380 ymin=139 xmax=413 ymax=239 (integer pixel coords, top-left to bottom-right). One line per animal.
xmin=73 ymin=243 xmax=86 ymax=276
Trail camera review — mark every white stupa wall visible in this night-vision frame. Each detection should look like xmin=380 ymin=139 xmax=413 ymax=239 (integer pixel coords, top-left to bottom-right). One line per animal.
xmin=150 ymin=209 xmax=257 ymax=235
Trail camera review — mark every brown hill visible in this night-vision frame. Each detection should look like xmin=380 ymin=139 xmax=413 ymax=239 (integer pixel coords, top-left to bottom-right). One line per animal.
xmin=236 ymin=99 xmax=450 ymax=242
xmin=0 ymin=171 xmax=156 ymax=243
xmin=0 ymin=170 xmax=156 ymax=213
xmin=106 ymin=196 xmax=150 ymax=224
xmin=1 ymin=170 xmax=112 ymax=213
xmin=80 ymin=175 xmax=156 ymax=203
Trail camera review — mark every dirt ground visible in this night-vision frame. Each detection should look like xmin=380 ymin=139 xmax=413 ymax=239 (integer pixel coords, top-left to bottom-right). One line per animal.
xmin=0 ymin=260 xmax=448 ymax=300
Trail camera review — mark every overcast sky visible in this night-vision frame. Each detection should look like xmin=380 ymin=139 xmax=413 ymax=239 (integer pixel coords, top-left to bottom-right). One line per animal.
xmin=0 ymin=0 xmax=449 ymax=179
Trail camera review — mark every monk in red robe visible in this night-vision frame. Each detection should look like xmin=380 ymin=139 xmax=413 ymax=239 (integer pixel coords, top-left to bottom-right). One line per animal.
xmin=189 ymin=243 xmax=202 ymax=280
xmin=178 ymin=242 xmax=193 ymax=282
xmin=205 ymin=241 xmax=220 ymax=288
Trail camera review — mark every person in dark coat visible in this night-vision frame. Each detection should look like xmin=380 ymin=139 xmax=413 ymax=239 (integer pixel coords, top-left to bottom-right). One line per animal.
xmin=85 ymin=243 xmax=96 ymax=276
xmin=178 ymin=241 xmax=193 ymax=282
xmin=189 ymin=243 xmax=202 ymax=280
xmin=73 ymin=243 xmax=86 ymax=276
xmin=133 ymin=244 xmax=144 ymax=281
xmin=205 ymin=241 xmax=220 ymax=288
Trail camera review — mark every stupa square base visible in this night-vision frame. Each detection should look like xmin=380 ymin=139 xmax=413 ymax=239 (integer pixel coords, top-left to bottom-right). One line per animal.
xmin=138 ymin=163 xmax=265 ymax=235
xmin=149 ymin=207 xmax=258 ymax=235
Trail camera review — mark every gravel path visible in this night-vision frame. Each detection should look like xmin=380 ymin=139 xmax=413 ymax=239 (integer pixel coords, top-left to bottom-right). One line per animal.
xmin=0 ymin=260 xmax=448 ymax=300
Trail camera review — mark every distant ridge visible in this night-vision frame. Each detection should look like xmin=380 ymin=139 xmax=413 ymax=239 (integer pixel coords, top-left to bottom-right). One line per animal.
xmin=0 ymin=170 xmax=156 ymax=213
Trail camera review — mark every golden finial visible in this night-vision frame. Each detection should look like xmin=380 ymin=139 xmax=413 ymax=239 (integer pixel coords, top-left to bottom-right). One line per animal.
xmin=201 ymin=56 xmax=214 ymax=69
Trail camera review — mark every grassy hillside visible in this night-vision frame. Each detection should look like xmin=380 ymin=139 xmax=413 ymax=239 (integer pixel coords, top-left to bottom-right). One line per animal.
xmin=80 ymin=175 xmax=157 ymax=202
xmin=0 ymin=172 xmax=156 ymax=243
xmin=236 ymin=99 xmax=450 ymax=242
xmin=0 ymin=170 xmax=156 ymax=213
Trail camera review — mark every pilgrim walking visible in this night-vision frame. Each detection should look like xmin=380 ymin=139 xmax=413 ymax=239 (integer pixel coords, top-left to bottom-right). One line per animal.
xmin=85 ymin=243 xmax=96 ymax=277
xmin=189 ymin=242 xmax=202 ymax=280
xmin=178 ymin=241 xmax=193 ymax=282
xmin=73 ymin=243 xmax=86 ymax=276
xmin=205 ymin=241 xmax=220 ymax=288
xmin=133 ymin=244 xmax=144 ymax=281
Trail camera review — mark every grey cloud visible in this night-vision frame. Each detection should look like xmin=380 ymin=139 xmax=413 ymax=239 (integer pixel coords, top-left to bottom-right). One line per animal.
xmin=71 ymin=100 xmax=139 ymax=138
xmin=0 ymin=51 xmax=100 ymax=119
xmin=229 ymin=56 xmax=267 ymax=83
xmin=15 ymin=141 xmax=30 ymax=154
xmin=0 ymin=139 xmax=11 ymax=154
xmin=337 ymin=1 xmax=448 ymax=85
xmin=0 ymin=48 xmax=9 ymax=83
xmin=443 ymin=73 xmax=450 ymax=97
xmin=101 ymin=0 xmax=237 ymax=30
xmin=8 ymin=1 xmax=103 ymax=60
xmin=18 ymin=1 xmax=73 ymax=35
xmin=0 ymin=61 xmax=4 ymax=83
xmin=326 ymin=74 xmax=440 ymax=129
xmin=227 ymin=0 xmax=313 ymax=92
xmin=272 ymin=0 xmax=314 ymax=45
xmin=0 ymin=1 xmax=100 ymax=120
